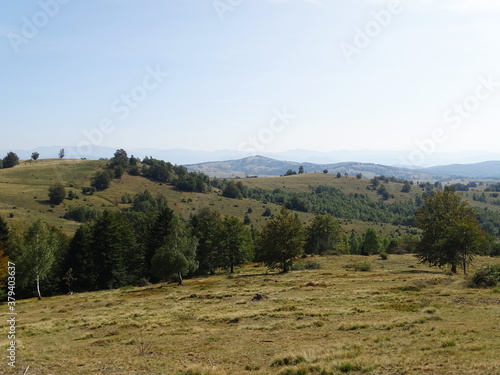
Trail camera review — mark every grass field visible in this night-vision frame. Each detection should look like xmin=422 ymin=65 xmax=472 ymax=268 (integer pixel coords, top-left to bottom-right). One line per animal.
xmin=2 ymin=255 xmax=499 ymax=375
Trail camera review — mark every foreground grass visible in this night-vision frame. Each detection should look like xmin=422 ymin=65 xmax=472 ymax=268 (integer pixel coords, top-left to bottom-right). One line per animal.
xmin=2 ymin=255 xmax=500 ymax=375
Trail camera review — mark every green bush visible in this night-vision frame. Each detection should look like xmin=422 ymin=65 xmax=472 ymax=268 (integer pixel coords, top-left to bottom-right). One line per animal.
xmin=304 ymin=260 xmax=321 ymax=269
xmin=271 ymin=355 xmax=306 ymax=367
xmin=48 ymin=184 xmax=66 ymax=205
xmin=345 ymin=262 xmax=371 ymax=272
xmin=469 ymin=264 xmax=500 ymax=288
xmin=64 ymin=205 xmax=99 ymax=223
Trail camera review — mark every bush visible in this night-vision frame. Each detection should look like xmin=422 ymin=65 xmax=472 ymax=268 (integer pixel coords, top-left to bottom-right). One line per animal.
xmin=379 ymin=252 xmax=389 ymax=260
xmin=63 ymin=205 xmax=99 ymax=223
xmin=469 ymin=264 xmax=500 ymax=288
xmin=82 ymin=186 xmax=96 ymax=195
xmin=345 ymin=262 xmax=371 ymax=272
xmin=91 ymin=170 xmax=113 ymax=191
xmin=271 ymin=355 xmax=306 ymax=367
xmin=48 ymin=184 xmax=66 ymax=205
xmin=304 ymin=260 xmax=321 ymax=269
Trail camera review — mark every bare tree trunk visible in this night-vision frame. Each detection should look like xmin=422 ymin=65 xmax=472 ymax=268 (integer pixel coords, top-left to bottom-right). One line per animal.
xmin=177 ymin=272 xmax=183 ymax=286
xmin=451 ymin=263 xmax=457 ymax=274
xmin=36 ymin=274 xmax=42 ymax=300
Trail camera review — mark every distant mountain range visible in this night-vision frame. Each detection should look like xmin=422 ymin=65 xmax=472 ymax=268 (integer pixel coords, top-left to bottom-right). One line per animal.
xmin=186 ymin=155 xmax=500 ymax=180
xmin=3 ymin=146 xmax=500 ymax=168
xmin=2 ymin=146 xmax=500 ymax=179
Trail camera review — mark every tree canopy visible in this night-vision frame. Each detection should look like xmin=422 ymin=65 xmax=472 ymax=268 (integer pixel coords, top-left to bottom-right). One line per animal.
xmin=415 ymin=187 xmax=486 ymax=274
xmin=256 ymin=208 xmax=305 ymax=273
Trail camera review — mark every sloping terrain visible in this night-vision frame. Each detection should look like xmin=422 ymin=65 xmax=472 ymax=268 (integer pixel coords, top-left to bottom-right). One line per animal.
xmin=2 ymin=255 xmax=499 ymax=375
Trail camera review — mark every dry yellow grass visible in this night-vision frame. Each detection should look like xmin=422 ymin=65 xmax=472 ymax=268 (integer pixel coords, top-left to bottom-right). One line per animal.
xmin=2 ymin=255 xmax=499 ymax=375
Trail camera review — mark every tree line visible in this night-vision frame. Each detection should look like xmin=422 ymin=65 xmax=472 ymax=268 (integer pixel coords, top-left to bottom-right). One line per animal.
xmin=2 ymin=200 xmax=428 ymax=300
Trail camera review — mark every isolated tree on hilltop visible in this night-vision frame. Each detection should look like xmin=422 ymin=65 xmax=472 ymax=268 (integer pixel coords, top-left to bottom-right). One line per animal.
xmin=2 ymin=152 xmax=19 ymax=168
xmin=59 ymin=149 xmax=65 ymax=159
xmin=31 ymin=152 xmax=40 ymax=161
xmin=416 ymin=187 xmax=486 ymax=274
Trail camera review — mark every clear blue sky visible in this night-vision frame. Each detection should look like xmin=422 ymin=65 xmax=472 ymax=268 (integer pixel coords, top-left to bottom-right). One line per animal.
xmin=1 ymin=0 xmax=500 ymax=156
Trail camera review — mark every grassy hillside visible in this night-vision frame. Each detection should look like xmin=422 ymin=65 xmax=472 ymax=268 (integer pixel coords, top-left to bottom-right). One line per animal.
xmin=0 ymin=159 xmax=315 ymax=234
xmin=1 ymin=159 xmax=500 ymax=238
xmin=2 ymin=255 xmax=499 ymax=375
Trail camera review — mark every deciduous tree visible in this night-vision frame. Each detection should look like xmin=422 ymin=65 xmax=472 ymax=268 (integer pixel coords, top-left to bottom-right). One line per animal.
xmin=416 ymin=187 xmax=486 ymax=274
xmin=256 ymin=208 xmax=305 ymax=273
xmin=305 ymin=215 xmax=347 ymax=255
xmin=151 ymin=216 xmax=198 ymax=286
xmin=48 ymin=183 xmax=66 ymax=205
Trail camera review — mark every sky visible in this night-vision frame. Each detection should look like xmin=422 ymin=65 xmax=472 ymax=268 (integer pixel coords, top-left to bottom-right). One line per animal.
xmin=1 ymin=0 xmax=500 ymax=162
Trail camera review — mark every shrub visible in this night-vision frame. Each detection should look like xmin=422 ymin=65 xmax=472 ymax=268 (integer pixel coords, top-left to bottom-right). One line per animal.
xmin=345 ymin=262 xmax=371 ymax=272
xmin=469 ymin=264 xmax=500 ymax=288
xmin=82 ymin=186 xmax=96 ymax=195
xmin=379 ymin=251 xmax=389 ymax=260
xmin=304 ymin=260 xmax=321 ymax=269
xmin=48 ymin=184 xmax=66 ymax=205
xmin=64 ymin=205 xmax=99 ymax=223
xmin=271 ymin=355 xmax=306 ymax=367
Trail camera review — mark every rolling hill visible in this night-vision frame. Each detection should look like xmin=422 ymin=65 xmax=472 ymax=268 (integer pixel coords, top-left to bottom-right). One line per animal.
xmin=185 ymin=155 xmax=430 ymax=179
xmin=2 ymin=158 xmax=500 ymax=240
xmin=186 ymin=155 xmax=500 ymax=180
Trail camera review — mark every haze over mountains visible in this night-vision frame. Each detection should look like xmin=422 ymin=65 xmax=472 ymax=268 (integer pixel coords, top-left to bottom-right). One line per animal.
xmin=3 ymin=146 xmax=500 ymax=167
xmin=2 ymin=145 xmax=500 ymax=180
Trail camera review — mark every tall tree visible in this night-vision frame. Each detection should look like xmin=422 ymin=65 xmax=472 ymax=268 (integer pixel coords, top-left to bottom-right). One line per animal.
xmin=219 ymin=217 xmax=253 ymax=273
xmin=59 ymin=148 xmax=65 ymax=159
xmin=146 ymin=206 xmax=174 ymax=278
xmin=305 ymin=215 xmax=347 ymax=255
xmin=0 ymin=215 xmax=9 ymax=246
xmin=91 ymin=211 xmax=141 ymax=289
xmin=17 ymin=220 xmax=59 ymax=299
xmin=151 ymin=216 xmax=198 ymax=286
xmin=256 ymin=208 xmax=305 ymax=273
xmin=190 ymin=208 xmax=223 ymax=275
xmin=416 ymin=187 xmax=486 ymax=274
xmin=360 ymin=228 xmax=380 ymax=256
xmin=65 ymin=225 xmax=97 ymax=291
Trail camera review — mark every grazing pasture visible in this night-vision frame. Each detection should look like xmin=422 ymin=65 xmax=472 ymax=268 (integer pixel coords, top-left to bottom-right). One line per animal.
xmin=3 ymin=255 xmax=499 ymax=375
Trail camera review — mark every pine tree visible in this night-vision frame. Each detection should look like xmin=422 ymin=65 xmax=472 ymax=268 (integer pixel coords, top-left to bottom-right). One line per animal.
xmin=91 ymin=211 xmax=141 ymax=289
xmin=190 ymin=208 xmax=223 ymax=275
xmin=218 ymin=217 xmax=253 ymax=273
xmin=66 ymin=225 xmax=97 ymax=291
